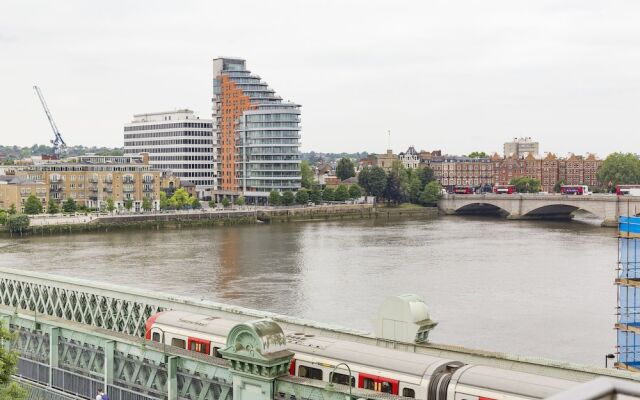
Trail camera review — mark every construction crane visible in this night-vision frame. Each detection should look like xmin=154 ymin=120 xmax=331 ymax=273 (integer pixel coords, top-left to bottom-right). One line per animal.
xmin=33 ymin=85 xmax=67 ymax=157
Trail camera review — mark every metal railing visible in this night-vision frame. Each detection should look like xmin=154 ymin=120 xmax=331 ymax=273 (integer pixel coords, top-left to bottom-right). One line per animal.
xmin=16 ymin=358 xmax=50 ymax=385
xmin=52 ymin=367 xmax=103 ymax=399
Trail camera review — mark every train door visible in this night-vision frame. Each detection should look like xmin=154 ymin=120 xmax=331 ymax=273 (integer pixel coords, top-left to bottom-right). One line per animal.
xmin=187 ymin=337 xmax=210 ymax=355
xmin=358 ymin=372 xmax=399 ymax=395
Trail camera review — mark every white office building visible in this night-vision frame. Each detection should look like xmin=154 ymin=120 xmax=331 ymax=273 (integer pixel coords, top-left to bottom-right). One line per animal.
xmin=123 ymin=109 xmax=214 ymax=198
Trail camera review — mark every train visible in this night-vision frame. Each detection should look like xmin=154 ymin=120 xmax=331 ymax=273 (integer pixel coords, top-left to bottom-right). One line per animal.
xmin=145 ymin=310 xmax=576 ymax=400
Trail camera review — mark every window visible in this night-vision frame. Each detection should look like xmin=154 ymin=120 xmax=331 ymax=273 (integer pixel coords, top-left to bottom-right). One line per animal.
xmin=402 ymin=388 xmax=415 ymax=398
xmin=213 ymin=347 xmax=223 ymax=358
xmin=151 ymin=332 xmax=161 ymax=342
xmin=381 ymin=382 xmax=392 ymax=393
xmin=298 ymin=365 xmax=323 ymax=380
xmin=171 ymin=338 xmax=186 ymax=348
xmin=330 ymin=372 xmax=355 ymax=387
xmin=362 ymin=378 xmax=375 ymax=390
xmin=190 ymin=341 xmax=208 ymax=354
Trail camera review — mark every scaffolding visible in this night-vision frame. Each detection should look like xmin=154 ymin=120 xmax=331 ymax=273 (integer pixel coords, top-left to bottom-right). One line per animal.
xmin=617 ymin=215 xmax=640 ymax=370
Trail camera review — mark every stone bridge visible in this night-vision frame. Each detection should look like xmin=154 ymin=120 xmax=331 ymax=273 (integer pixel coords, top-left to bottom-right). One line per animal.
xmin=438 ymin=194 xmax=640 ymax=226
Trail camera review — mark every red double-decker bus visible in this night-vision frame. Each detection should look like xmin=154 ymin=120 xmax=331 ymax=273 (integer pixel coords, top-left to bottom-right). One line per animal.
xmin=560 ymin=185 xmax=589 ymax=195
xmin=454 ymin=185 xmax=475 ymax=194
xmin=493 ymin=185 xmax=515 ymax=194
xmin=616 ymin=185 xmax=640 ymax=196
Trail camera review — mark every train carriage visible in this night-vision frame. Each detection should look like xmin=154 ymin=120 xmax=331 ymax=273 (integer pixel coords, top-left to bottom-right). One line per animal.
xmin=145 ymin=310 xmax=577 ymax=400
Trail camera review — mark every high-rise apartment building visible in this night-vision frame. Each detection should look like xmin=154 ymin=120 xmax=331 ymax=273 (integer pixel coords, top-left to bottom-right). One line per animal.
xmin=504 ymin=137 xmax=539 ymax=158
xmin=123 ymin=110 xmax=214 ymax=199
xmin=212 ymin=58 xmax=301 ymax=203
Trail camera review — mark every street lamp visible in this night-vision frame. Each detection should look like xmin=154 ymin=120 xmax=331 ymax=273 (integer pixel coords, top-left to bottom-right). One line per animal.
xmin=326 ymin=362 xmax=353 ymax=400
xmin=605 ymin=353 xmax=615 ymax=368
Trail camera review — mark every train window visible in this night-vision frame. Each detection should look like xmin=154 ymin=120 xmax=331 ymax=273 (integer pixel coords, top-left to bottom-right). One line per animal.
xmin=381 ymin=382 xmax=392 ymax=393
xmin=402 ymin=388 xmax=415 ymax=398
xmin=362 ymin=378 xmax=375 ymax=390
xmin=298 ymin=365 xmax=323 ymax=380
xmin=330 ymin=372 xmax=355 ymax=387
xmin=171 ymin=338 xmax=186 ymax=349
xmin=151 ymin=332 xmax=161 ymax=342
xmin=190 ymin=341 xmax=208 ymax=354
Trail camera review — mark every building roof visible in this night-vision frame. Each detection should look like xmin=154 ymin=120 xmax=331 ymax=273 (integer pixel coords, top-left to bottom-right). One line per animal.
xmin=0 ymin=175 xmax=42 ymax=185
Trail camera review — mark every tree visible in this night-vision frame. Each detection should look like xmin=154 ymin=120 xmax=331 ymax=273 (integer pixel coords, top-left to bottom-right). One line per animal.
xmin=300 ymin=160 xmax=314 ymax=189
xmin=348 ymin=184 xmax=362 ymax=199
xmin=416 ymin=167 xmax=435 ymax=188
xmin=124 ymin=199 xmax=133 ymax=211
xmin=384 ymin=172 xmax=403 ymax=204
xmin=336 ymin=158 xmax=356 ymax=181
xmin=190 ymin=197 xmax=201 ymax=209
xmin=553 ymin=180 xmax=565 ymax=193
xmin=62 ymin=198 xmax=77 ymax=213
xmin=23 ymin=195 xmax=42 ymax=215
xmin=407 ymin=173 xmax=423 ymax=204
xmin=368 ymin=167 xmax=387 ymax=198
xmin=5 ymin=214 xmax=29 ymax=234
xmin=268 ymin=191 xmax=281 ymax=206
xmin=142 ymin=197 xmax=153 ymax=212
xmin=509 ymin=177 xmax=541 ymax=193
xmin=358 ymin=167 xmax=370 ymax=193
xmin=105 ymin=197 xmax=115 ymax=213
xmin=322 ymin=187 xmax=335 ymax=201
xmin=0 ymin=321 xmax=27 ymax=400
xmin=235 ymin=196 xmax=245 ymax=206
xmin=168 ymin=188 xmax=191 ymax=209
xmin=282 ymin=190 xmax=295 ymax=206
xmin=334 ymin=185 xmax=349 ymax=201
xmin=47 ymin=200 xmax=59 ymax=215
xmin=7 ymin=204 xmax=16 ymax=215
xmin=208 ymin=199 xmax=216 ymax=208
xmin=0 ymin=210 xmax=6 ymax=225
xmin=221 ymin=197 xmax=231 ymax=208
xmin=468 ymin=151 xmax=488 ymax=158
xmin=295 ymin=189 xmax=309 ymax=204
xmin=420 ymin=181 xmax=444 ymax=206
xmin=597 ymin=153 xmax=640 ymax=190
xmin=159 ymin=192 xmax=169 ymax=210
xmin=310 ymin=186 xmax=322 ymax=204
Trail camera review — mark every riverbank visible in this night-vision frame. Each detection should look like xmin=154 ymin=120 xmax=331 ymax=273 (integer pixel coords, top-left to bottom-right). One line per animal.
xmin=257 ymin=204 xmax=437 ymax=223
xmin=2 ymin=204 xmax=438 ymax=237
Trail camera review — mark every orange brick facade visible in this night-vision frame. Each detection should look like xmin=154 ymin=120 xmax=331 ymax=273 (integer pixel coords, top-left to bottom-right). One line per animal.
xmin=217 ymin=75 xmax=253 ymax=191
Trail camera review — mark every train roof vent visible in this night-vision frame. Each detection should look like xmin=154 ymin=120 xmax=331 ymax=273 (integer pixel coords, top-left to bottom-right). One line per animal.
xmin=373 ymin=294 xmax=438 ymax=344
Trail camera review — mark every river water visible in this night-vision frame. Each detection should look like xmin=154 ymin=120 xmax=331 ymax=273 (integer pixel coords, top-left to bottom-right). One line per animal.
xmin=0 ymin=216 xmax=616 ymax=367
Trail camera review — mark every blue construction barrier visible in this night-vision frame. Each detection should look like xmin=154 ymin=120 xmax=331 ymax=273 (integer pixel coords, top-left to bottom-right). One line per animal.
xmin=618 ymin=216 xmax=640 ymax=368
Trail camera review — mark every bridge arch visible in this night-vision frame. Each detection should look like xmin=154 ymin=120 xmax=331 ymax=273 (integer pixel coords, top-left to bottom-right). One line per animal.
xmin=453 ymin=202 xmax=510 ymax=216
xmin=521 ymin=202 xmax=602 ymax=220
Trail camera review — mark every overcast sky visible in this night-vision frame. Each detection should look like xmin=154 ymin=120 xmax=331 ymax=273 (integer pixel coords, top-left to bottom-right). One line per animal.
xmin=1 ymin=1 xmax=639 ymax=156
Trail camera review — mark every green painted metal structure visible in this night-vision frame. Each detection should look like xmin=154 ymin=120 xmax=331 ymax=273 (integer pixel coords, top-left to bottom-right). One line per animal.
xmin=2 ymin=265 xmax=640 ymax=396
xmin=3 ymin=307 xmax=396 ymax=400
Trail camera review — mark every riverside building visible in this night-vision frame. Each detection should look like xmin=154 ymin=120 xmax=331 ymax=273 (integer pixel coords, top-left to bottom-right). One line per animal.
xmin=212 ymin=57 xmax=301 ymax=204
xmin=1 ymin=155 xmax=164 ymax=212
xmin=123 ymin=110 xmax=214 ymax=199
